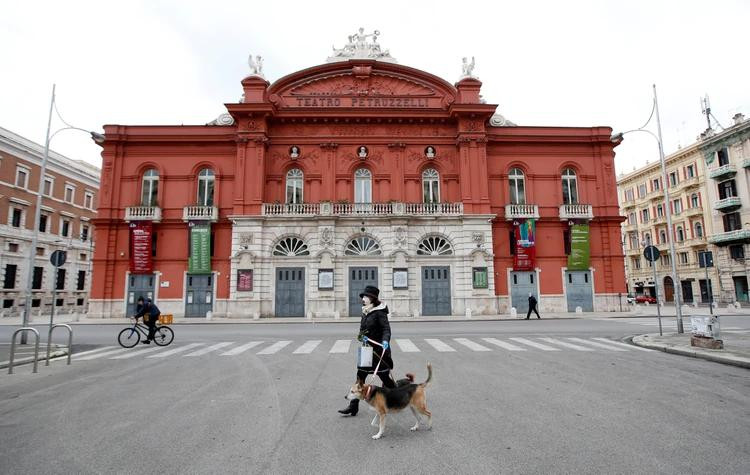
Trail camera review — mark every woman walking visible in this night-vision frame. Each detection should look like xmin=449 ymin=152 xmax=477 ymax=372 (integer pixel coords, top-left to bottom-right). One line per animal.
xmin=338 ymin=285 xmax=396 ymax=416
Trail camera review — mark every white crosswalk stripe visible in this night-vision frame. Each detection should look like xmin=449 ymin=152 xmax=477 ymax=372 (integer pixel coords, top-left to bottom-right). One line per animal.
xmin=453 ymin=338 xmax=491 ymax=351
xmin=257 ymin=340 xmax=292 ymax=355
xmin=76 ymin=348 xmax=130 ymax=361
xmin=148 ymin=342 xmax=204 ymax=358
xmin=395 ymin=339 xmax=420 ymax=352
xmin=329 ymin=340 xmax=351 ymax=353
xmin=567 ymin=338 xmax=627 ymax=351
xmin=71 ymin=346 xmax=117 ymax=359
xmin=482 ymin=338 xmax=527 ymax=351
xmin=539 ymin=337 xmax=594 ymax=351
xmin=110 ymin=347 xmax=164 ymax=359
xmin=184 ymin=342 xmax=234 ymax=357
xmin=293 ymin=340 xmax=322 ymax=354
xmin=220 ymin=341 xmax=263 ymax=356
xmin=509 ymin=338 xmax=560 ymax=351
xmin=592 ymin=338 xmax=653 ymax=352
xmin=424 ymin=338 xmax=456 ymax=352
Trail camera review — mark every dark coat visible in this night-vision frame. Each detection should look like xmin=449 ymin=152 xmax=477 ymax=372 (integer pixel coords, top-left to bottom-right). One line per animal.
xmin=136 ymin=302 xmax=161 ymax=321
xmin=357 ymin=303 xmax=393 ymax=373
xmin=528 ymin=295 xmax=538 ymax=308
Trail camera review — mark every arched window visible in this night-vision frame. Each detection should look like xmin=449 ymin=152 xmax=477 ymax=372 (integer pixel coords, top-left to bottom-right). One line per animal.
xmin=691 ymin=193 xmax=699 ymax=208
xmin=677 ymin=226 xmax=684 ymax=242
xmin=660 ymin=230 xmax=667 ymax=244
xmin=197 ymin=168 xmax=215 ymax=206
xmin=508 ymin=168 xmax=525 ymax=205
xmin=562 ymin=168 xmax=578 ymax=204
xmin=354 ymin=168 xmax=372 ymax=204
xmin=286 ymin=169 xmax=304 ymax=204
xmin=417 ymin=235 xmax=453 ymax=256
xmin=694 ymin=222 xmax=703 ymax=238
xmin=141 ymin=169 xmax=159 ymax=206
xmin=643 ymin=232 xmax=651 ymax=245
xmin=273 ymin=237 xmax=309 ymax=256
xmin=422 ymin=168 xmax=440 ymax=204
xmin=345 ymin=236 xmax=382 ymax=256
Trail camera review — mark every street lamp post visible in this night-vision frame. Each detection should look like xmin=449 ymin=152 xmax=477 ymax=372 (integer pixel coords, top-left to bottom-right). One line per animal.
xmin=19 ymin=84 xmax=104 ymax=344
xmin=612 ymin=84 xmax=685 ymax=333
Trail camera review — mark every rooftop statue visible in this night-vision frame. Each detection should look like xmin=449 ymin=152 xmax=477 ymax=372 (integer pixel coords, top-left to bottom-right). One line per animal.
xmin=327 ymin=28 xmax=397 ymax=63
xmin=460 ymin=56 xmax=477 ymax=79
xmin=248 ymin=54 xmax=264 ymax=78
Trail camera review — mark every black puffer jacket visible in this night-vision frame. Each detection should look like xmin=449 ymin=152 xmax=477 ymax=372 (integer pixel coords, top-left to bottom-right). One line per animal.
xmin=357 ymin=303 xmax=393 ymax=372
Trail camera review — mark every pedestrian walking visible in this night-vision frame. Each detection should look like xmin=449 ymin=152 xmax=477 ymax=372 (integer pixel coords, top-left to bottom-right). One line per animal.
xmin=526 ymin=292 xmax=541 ymax=319
xmin=338 ymin=285 xmax=396 ymax=417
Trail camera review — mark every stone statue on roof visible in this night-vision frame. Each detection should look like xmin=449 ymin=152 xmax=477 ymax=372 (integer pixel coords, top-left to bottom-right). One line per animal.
xmin=461 ymin=56 xmax=476 ymax=79
xmin=327 ymin=28 xmax=397 ymax=63
xmin=248 ymin=54 xmax=264 ymax=78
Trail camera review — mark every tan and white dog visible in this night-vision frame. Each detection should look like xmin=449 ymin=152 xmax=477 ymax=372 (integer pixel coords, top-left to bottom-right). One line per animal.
xmin=346 ymin=363 xmax=433 ymax=439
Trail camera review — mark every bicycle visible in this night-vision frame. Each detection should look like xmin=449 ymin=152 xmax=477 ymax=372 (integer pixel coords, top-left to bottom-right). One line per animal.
xmin=117 ymin=316 xmax=174 ymax=348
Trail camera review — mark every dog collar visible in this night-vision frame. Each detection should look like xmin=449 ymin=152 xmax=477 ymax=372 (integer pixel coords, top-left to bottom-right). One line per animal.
xmin=364 ymin=385 xmax=373 ymax=401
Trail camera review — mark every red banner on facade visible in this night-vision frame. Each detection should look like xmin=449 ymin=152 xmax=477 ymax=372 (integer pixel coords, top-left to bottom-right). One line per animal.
xmin=130 ymin=221 xmax=153 ymax=274
xmin=513 ymin=219 xmax=536 ymax=271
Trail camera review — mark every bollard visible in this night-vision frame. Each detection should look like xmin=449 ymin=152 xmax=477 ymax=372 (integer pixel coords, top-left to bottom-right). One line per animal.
xmin=333 ymin=310 xmax=340 ymax=320
xmin=205 ymin=310 xmax=213 ymax=320
xmin=465 ymin=308 xmax=472 ymax=319
xmin=575 ymin=306 xmax=583 ymax=314
xmin=693 ymin=301 xmax=699 ymax=308
xmin=510 ymin=307 xmax=518 ymax=318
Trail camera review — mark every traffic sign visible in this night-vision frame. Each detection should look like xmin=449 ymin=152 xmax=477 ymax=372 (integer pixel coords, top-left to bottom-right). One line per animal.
xmin=50 ymin=250 xmax=67 ymax=267
xmin=643 ymin=245 xmax=660 ymax=262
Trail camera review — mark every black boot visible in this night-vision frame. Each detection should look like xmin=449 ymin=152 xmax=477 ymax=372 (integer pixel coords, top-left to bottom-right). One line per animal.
xmin=338 ymin=399 xmax=359 ymax=416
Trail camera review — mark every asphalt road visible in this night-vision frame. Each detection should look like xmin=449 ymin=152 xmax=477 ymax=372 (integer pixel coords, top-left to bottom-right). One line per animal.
xmin=1 ymin=316 xmax=749 ymax=474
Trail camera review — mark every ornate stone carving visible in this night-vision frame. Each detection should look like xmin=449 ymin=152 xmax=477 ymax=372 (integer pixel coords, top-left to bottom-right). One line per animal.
xmin=248 ymin=54 xmax=264 ymax=78
xmin=489 ymin=113 xmax=517 ymax=127
xmin=327 ymin=28 xmax=397 ymax=63
xmin=290 ymin=74 xmax=434 ymax=97
xmin=472 ymin=232 xmax=485 ymax=248
xmin=394 ymin=227 xmax=407 ymax=248
xmin=239 ymin=233 xmax=253 ymax=246
xmin=206 ymin=113 xmax=235 ymax=126
xmin=320 ymin=227 xmax=334 ymax=248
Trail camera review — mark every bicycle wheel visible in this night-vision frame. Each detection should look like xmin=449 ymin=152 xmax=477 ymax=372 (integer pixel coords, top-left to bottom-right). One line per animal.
xmin=153 ymin=326 xmax=174 ymax=346
xmin=118 ymin=327 xmax=141 ymax=348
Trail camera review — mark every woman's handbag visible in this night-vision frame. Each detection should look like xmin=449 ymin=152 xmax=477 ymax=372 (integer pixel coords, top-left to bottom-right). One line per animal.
xmin=357 ymin=344 xmax=373 ymax=367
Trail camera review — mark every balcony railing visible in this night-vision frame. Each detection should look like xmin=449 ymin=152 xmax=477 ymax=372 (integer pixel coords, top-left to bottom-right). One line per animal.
xmin=709 ymin=164 xmax=737 ymax=180
xmin=505 ymin=203 xmax=539 ymax=220
xmin=183 ymin=205 xmax=219 ymax=221
xmin=684 ymin=206 xmax=703 ymax=217
xmin=125 ymin=206 xmax=161 ymax=222
xmin=261 ymin=202 xmax=464 ymax=217
xmin=742 ymin=158 xmax=750 ymax=169
xmin=714 ymin=197 xmax=742 ymax=212
xmin=262 ymin=203 xmax=321 ymax=216
xmin=404 ymin=202 xmax=463 ymax=215
xmin=709 ymin=229 xmax=750 ymax=245
xmin=679 ymin=176 xmax=700 ymax=189
xmin=685 ymin=236 xmax=707 ymax=247
xmin=559 ymin=204 xmax=593 ymax=220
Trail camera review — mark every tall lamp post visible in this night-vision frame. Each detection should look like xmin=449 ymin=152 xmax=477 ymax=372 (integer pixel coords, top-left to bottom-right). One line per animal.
xmin=612 ymin=84 xmax=685 ymax=333
xmin=19 ymin=84 xmax=104 ymax=344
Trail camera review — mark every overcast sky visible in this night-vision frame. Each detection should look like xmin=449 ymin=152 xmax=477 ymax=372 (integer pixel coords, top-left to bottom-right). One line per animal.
xmin=1 ymin=0 xmax=747 ymax=175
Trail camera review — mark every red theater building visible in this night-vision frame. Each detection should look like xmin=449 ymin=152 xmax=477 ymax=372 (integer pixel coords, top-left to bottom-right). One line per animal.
xmin=90 ymin=32 xmax=625 ymax=319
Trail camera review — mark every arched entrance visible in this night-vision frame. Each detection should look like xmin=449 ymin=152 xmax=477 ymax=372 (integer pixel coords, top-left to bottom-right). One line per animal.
xmin=663 ymin=276 xmax=674 ymax=302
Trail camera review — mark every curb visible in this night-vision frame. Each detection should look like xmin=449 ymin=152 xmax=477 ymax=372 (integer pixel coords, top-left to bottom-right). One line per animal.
xmin=0 ymin=349 xmax=69 ymax=370
xmin=631 ymin=334 xmax=750 ymax=369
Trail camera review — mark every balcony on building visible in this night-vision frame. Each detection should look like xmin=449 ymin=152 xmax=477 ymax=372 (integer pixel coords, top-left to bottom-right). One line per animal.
xmin=684 ymin=206 xmax=703 ymax=217
xmin=709 ymin=164 xmax=737 ymax=180
xmin=261 ymin=202 xmax=464 ymax=217
xmin=558 ymin=204 xmax=593 ymax=221
xmin=713 ymin=196 xmax=742 ymax=212
xmin=742 ymin=158 xmax=750 ymax=169
xmin=623 ymin=222 xmax=638 ymax=232
xmin=183 ymin=205 xmax=219 ymax=222
xmin=680 ymin=176 xmax=700 ymax=189
xmin=709 ymin=229 xmax=750 ymax=246
xmin=686 ymin=236 xmax=707 ymax=247
xmin=124 ymin=206 xmax=161 ymax=222
xmin=504 ymin=203 xmax=539 ymax=220
xmin=625 ymin=247 xmax=641 ymax=256
xmin=652 ymin=215 xmax=667 ymax=225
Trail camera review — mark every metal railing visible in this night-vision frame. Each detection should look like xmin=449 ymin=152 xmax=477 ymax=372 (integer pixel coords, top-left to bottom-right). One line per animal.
xmin=8 ymin=328 xmax=40 ymax=374
xmin=46 ymin=324 xmax=73 ymax=366
xmin=708 ymin=164 xmax=737 ymax=179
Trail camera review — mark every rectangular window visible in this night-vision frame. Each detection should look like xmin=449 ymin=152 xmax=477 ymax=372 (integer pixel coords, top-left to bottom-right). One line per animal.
xmin=44 ymin=177 xmax=54 ymax=196
xmin=669 ymin=171 xmax=678 ymax=187
xmin=11 ymin=208 xmax=22 ymax=228
xmin=36 ymin=247 xmax=45 ymax=256
xmin=64 ymin=184 xmax=75 ymax=203
xmin=32 ymin=299 xmax=41 ymax=308
xmin=15 ymin=167 xmax=29 ymax=188
xmin=8 ymin=243 xmax=19 ymax=253
xmin=39 ymin=214 xmax=48 ymax=232
xmin=679 ymin=252 xmax=689 ymax=264
xmin=717 ymin=147 xmax=729 ymax=166
xmin=509 ymin=230 xmax=516 ymax=255
xmin=3 ymin=299 xmax=13 ymax=309
xmin=626 ymin=189 xmax=634 ymax=201
xmin=81 ymin=224 xmax=89 ymax=241
xmin=56 ymin=268 xmax=66 ymax=290
xmin=563 ymin=230 xmax=571 ymax=255
xmin=629 ymin=233 xmax=639 ymax=249
xmin=686 ymin=165 xmax=695 ymax=178
xmin=32 ymin=267 xmax=43 ymax=290
xmin=673 ymin=199 xmax=682 ymax=214
xmin=660 ymin=255 xmax=671 ymax=267
xmin=77 ymin=270 xmax=86 ymax=290
xmin=61 ymin=219 xmax=70 ymax=237
xmin=3 ymin=264 xmax=17 ymax=289
xmin=472 ymin=267 xmax=488 ymax=289
xmin=718 ymin=180 xmax=737 ymax=200
xmin=652 ymin=178 xmax=660 ymax=191
xmin=79 ymin=253 xmax=87 ymax=261
xmin=638 ymin=184 xmax=647 ymax=198
xmin=56 ymin=298 xmax=64 ymax=307
xmin=730 ymin=245 xmax=745 ymax=260
xmin=641 ymin=209 xmax=650 ymax=223
xmin=631 ymin=256 xmax=641 ymax=270
xmin=77 ymin=298 xmax=84 ymax=306
xmin=84 ymin=192 xmax=94 ymax=209
xmin=656 ymin=204 xmax=664 ymax=217
xmin=628 ymin=212 xmax=636 ymax=225
xmin=723 ymin=212 xmax=742 ymax=232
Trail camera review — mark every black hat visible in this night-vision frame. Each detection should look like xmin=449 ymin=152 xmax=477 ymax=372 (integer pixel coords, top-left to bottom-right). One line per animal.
xmin=359 ymin=285 xmax=380 ymax=300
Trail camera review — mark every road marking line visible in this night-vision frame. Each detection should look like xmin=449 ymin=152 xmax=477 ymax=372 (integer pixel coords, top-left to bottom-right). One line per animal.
xmin=592 ymin=338 xmax=653 ymax=352
xmin=424 ymin=338 xmax=456 ymax=352
xmin=220 ymin=341 xmax=263 ymax=356
xmin=148 ymin=343 xmax=204 ymax=358
xmin=395 ymin=339 xmax=420 ymax=352
xmin=69 ymin=346 xmax=117 ymax=358
xmin=293 ymin=340 xmax=322 ymax=354
xmin=257 ymin=340 xmax=292 ymax=355
xmin=567 ymin=338 xmax=627 ymax=351
xmin=482 ymin=338 xmax=527 ymax=351
xmin=453 ymin=338 xmax=491 ymax=352
xmin=110 ymin=347 xmax=164 ymax=359
xmin=539 ymin=337 xmax=594 ymax=351
xmin=76 ymin=348 xmax=130 ymax=361
xmin=329 ymin=340 xmax=351 ymax=353
xmin=184 ymin=342 xmax=234 ymax=356
xmin=508 ymin=337 xmax=560 ymax=351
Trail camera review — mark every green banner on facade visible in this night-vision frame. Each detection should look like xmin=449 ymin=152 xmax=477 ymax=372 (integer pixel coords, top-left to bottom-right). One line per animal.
xmin=189 ymin=222 xmax=212 ymax=274
xmin=568 ymin=223 xmax=590 ymax=270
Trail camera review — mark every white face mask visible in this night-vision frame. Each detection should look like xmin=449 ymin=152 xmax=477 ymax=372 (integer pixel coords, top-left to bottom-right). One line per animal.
xmin=362 ymin=296 xmax=372 ymax=306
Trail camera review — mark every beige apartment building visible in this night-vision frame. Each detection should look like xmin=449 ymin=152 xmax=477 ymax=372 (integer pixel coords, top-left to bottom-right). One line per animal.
xmin=617 ymin=113 xmax=750 ymax=305
xmin=0 ymin=126 xmax=100 ymax=317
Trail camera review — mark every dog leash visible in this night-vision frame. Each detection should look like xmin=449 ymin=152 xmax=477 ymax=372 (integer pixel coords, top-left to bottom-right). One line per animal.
xmin=362 ymin=340 xmax=385 ymax=400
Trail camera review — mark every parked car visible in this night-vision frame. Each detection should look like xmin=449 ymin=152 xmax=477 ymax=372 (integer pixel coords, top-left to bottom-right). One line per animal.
xmin=626 ymin=293 xmax=635 ymax=304
xmin=635 ymin=295 xmax=657 ymax=304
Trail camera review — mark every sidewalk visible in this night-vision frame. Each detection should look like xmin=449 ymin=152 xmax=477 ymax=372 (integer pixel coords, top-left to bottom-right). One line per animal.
xmin=632 ymin=332 xmax=750 ymax=369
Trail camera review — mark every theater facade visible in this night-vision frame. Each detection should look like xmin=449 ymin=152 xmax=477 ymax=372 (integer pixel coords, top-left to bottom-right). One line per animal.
xmin=90 ymin=33 xmax=625 ymax=319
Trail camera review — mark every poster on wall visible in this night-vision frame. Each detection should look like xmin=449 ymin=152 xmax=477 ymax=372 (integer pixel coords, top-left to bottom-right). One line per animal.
xmin=129 ymin=221 xmax=153 ymax=274
xmin=188 ymin=221 xmax=212 ymax=274
xmin=318 ymin=269 xmax=334 ymax=290
xmin=393 ymin=268 xmax=408 ymax=289
xmin=472 ymin=267 xmax=488 ymax=289
xmin=568 ymin=223 xmax=590 ymax=270
xmin=513 ymin=219 xmax=536 ymax=271
xmin=237 ymin=269 xmax=253 ymax=291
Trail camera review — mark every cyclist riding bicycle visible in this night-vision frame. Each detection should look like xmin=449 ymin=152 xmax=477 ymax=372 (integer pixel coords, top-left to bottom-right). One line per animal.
xmin=134 ymin=296 xmax=161 ymax=344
